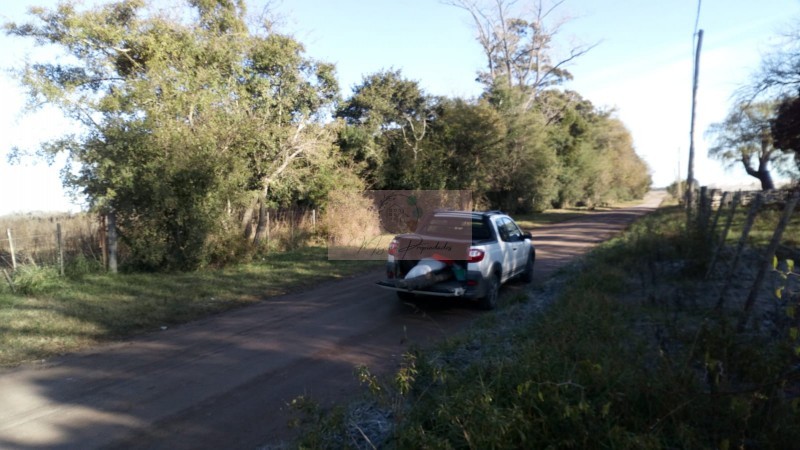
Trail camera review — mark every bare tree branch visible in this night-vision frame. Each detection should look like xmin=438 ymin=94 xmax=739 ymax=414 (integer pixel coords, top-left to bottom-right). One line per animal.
xmin=444 ymin=0 xmax=597 ymax=109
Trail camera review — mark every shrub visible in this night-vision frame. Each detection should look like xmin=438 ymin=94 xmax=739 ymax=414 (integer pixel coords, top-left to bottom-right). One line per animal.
xmin=64 ymin=253 xmax=104 ymax=279
xmin=12 ymin=265 xmax=64 ymax=295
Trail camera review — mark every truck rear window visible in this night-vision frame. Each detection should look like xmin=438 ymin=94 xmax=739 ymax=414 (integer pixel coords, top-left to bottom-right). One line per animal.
xmin=417 ymin=216 xmax=492 ymax=242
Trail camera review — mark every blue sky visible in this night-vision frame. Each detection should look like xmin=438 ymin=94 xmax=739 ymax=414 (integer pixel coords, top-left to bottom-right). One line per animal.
xmin=1 ymin=0 xmax=798 ymax=214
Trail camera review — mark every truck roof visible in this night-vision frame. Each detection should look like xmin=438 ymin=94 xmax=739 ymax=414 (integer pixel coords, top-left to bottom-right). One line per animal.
xmin=429 ymin=210 xmax=507 ymax=219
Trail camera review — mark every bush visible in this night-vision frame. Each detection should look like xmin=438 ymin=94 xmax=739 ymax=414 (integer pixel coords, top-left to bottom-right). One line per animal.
xmin=12 ymin=265 xmax=64 ymax=295
xmin=319 ymin=190 xmax=381 ymax=247
xmin=65 ymin=253 xmax=105 ymax=279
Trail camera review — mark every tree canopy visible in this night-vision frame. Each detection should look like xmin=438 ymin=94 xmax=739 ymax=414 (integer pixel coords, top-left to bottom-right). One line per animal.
xmin=706 ymin=101 xmax=795 ymax=190
xmin=337 ymin=69 xmax=650 ymax=212
xmin=6 ymin=0 xmax=652 ymax=270
xmin=6 ymin=0 xmax=343 ymax=269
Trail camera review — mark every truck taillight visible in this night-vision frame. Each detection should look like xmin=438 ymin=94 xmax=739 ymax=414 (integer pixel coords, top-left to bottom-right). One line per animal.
xmin=467 ymin=248 xmax=484 ymax=263
xmin=388 ymin=238 xmax=399 ymax=256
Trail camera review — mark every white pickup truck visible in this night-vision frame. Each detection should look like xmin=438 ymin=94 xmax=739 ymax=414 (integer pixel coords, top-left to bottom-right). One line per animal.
xmin=376 ymin=210 xmax=535 ymax=309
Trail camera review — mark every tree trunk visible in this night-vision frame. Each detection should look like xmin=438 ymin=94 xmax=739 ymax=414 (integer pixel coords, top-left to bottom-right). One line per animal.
xmin=107 ymin=211 xmax=118 ymax=274
xmin=742 ymin=157 xmax=775 ymax=190
xmin=758 ymin=169 xmax=775 ymax=190
xmin=253 ymin=197 xmax=268 ymax=245
xmin=757 ymin=137 xmax=776 ymax=190
xmin=241 ymin=193 xmax=258 ymax=240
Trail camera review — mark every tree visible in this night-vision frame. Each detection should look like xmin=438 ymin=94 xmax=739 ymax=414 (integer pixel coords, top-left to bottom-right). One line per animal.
xmin=446 ymin=0 xmax=597 ymax=109
xmin=5 ymin=0 xmax=340 ymax=269
xmin=536 ymin=90 xmax=649 ymax=208
xmin=706 ymin=102 xmax=792 ymax=190
xmin=336 ymin=70 xmax=436 ymax=189
xmin=741 ymin=23 xmax=800 ymax=180
xmin=772 ymin=95 xmax=800 ymax=171
xmin=591 ymin=116 xmax=651 ymax=202
xmin=427 ymin=98 xmax=506 ymax=202
xmin=484 ymin=86 xmax=560 ymax=212
xmin=749 ymin=27 xmax=800 ymax=98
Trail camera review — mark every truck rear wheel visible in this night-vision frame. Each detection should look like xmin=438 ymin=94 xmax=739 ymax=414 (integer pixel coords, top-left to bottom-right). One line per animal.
xmin=478 ymin=273 xmax=499 ymax=310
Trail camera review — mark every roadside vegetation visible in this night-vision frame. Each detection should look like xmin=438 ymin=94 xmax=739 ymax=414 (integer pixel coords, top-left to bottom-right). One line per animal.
xmin=4 ymin=0 xmax=650 ymax=273
xmin=292 ymin=201 xmax=800 ymax=449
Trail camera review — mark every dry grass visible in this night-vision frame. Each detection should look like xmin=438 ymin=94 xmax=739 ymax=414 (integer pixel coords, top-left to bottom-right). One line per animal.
xmin=321 ymin=191 xmax=385 ymax=260
xmin=258 ymin=208 xmax=322 ymax=252
xmin=0 ymin=212 xmax=100 ymax=269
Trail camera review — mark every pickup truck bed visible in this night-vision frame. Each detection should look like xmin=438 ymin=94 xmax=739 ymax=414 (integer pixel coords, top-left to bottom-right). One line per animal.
xmin=376 ymin=210 xmax=535 ymax=309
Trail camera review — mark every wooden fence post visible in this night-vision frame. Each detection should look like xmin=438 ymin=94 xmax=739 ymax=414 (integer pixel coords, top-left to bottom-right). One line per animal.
xmin=56 ymin=223 xmax=64 ymax=277
xmin=266 ymin=210 xmax=270 ymax=253
xmin=706 ymin=191 xmax=740 ymax=279
xmin=6 ymin=229 xmax=16 ymax=271
xmin=737 ymin=194 xmax=799 ymax=331
xmin=707 ymin=191 xmax=728 ymax=238
xmin=312 ymin=209 xmax=316 ymax=233
xmin=107 ymin=212 xmax=118 ymax=274
xmin=715 ymin=193 xmax=763 ymax=311
xmin=698 ymin=186 xmax=710 ymax=235
xmin=99 ymin=214 xmax=107 ymax=270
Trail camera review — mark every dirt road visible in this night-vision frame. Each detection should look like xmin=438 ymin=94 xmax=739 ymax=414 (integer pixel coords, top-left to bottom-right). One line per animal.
xmin=0 ymin=192 xmax=665 ymax=449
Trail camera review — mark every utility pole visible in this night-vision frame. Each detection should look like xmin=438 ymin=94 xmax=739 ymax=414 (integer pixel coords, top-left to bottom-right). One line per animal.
xmin=686 ymin=29 xmax=703 ymax=224
xmin=677 ymin=147 xmax=682 ymax=199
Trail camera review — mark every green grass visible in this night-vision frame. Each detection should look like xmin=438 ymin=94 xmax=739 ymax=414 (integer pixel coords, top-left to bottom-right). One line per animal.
xmin=730 ymin=207 xmax=800 ymax=247
xmin=0 ymin=247 xmax=380 ymax=367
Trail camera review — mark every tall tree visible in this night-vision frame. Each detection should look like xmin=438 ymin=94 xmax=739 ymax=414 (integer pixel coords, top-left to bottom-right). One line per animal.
xmin=336 ymin=70 xmax=435 ymax=189
xmin=6 ymin=0 xmax=339 ymax=269
xmin=428 ymin=98 xmax=506 ymax=200
xmin=592 ymin=116 xmax=651 ymax=202
xmin=446 ymin=0 xmax=596 ymax=109
xmin=486 ymin=86 xmax=560 ymax=212
xmin=706 ymin=101 xmax=791 ymax=190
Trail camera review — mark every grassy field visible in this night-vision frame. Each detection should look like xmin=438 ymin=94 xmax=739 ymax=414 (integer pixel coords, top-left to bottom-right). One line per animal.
xmin=294 ymin=203 xmax=800 ymax=449
xmin=0 ymin=212 xmax=99 ymax=269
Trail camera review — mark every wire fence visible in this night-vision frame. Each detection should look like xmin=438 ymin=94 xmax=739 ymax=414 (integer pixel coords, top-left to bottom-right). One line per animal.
xmin=693 ymin=186 xmax=800 ymax=331
xmin=0 ymin=214 xmax=100 ymax=272
xmin=0 ymin=207 xmax=321 ymax=274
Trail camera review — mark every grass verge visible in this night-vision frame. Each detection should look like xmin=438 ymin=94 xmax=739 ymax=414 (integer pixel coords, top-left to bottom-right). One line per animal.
xmin=0 ymin=247 xmax=380 ymax=368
